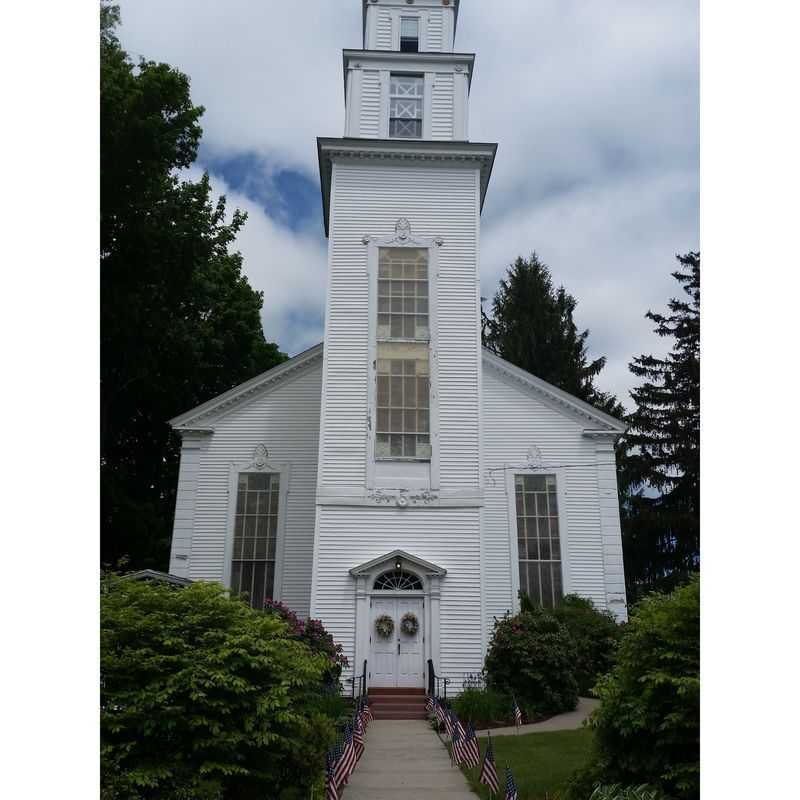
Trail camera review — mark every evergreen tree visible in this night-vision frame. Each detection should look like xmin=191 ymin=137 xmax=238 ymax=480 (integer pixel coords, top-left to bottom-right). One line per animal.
xmin=101 ymin=4 xmax=286 ymax=569
xmin=482 ymin=253 xmax=623 ymax=417
xmin=620 ymin=253 xmax=700 ymax=599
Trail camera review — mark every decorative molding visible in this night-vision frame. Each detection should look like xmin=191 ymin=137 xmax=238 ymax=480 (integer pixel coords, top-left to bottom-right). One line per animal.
xmin=365 ymin=488 xmax=440 ymax=507
xmin=252 ymin=444 xmax=269 ymax=469
xmin=395 ymin=217 xmax=411 ymax=240
xmin=525 ymin=444 xmax=543 ymax=469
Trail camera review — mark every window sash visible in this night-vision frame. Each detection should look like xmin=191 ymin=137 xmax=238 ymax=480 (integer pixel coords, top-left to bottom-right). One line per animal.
xmin=389 ymin=75 xmax=423 ymax=139
xmin=400 ymin=18 xmax=419 ymax=52
xmin=231 ymin=472 xmax=280 ymax=608
xmin=515 ymin=474 xmax=563 ymax=609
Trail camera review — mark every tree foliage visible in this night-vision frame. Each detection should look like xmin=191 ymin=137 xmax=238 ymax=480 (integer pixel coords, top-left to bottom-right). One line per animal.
xmin=482 ymin=254 xmax=623 ymax=417
xmin=101 ymin=576 xmax=336 ymax=800
xmin=619 ymin=254 xmax=700 ymax=599
xmin=100 ymin=5 xmax=285 ymax=570
xmin=571 ymin=577 xmax=700 ymax=800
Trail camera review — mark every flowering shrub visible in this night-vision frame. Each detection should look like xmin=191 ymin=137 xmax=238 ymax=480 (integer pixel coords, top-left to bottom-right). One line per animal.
xmin=263 ymin=598 xmax=348 ymax=684
xmin=484 ymin=606 xmax=578 ymax=716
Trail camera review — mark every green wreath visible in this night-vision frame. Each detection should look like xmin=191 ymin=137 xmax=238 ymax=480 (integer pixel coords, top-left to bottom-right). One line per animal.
xmin=375 ymin=614 xmax=394 ymax=639
xmin=400 ymin=612 xmax=419 ymax=636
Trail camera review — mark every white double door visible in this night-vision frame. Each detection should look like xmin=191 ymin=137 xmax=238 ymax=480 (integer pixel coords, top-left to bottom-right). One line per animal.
xmin=370 ymin=596 xmax=424 ymax=688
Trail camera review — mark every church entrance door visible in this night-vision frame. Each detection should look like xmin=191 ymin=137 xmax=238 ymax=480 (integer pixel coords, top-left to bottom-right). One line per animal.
xmin=369 ymin=596 xmax=424 ymax=688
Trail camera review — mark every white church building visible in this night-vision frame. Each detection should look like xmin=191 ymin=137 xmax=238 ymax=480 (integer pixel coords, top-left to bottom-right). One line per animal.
xmin=167 ymin=0 xmax=627 ymax=693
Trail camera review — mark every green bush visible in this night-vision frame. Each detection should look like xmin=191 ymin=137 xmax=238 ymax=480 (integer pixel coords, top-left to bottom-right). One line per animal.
xmin=549 ymin=594 xmax=622 ymax=695
xmin=572 ymin=576 xmax=700 ymax=800
xmin=452 ymin=687 xmax=514 ymax=727
xmin=101 ymin=575 xmax=336 ymax=800
xmin=484 ymin=606 xmax=579 ymax=716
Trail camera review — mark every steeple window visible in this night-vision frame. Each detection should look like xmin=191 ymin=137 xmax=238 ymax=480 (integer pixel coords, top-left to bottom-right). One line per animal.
xmin=400 ymin=17 xmax=420 ymax=52
xmin=389 ymin=74 xmax=423 ymax=139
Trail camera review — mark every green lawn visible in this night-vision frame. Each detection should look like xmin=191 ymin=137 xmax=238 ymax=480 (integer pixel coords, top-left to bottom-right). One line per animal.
xmin=455 ymin=728 xmax=594 ymax=800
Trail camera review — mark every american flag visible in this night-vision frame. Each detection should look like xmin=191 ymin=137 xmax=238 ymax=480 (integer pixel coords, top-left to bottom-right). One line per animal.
xmin=504 ymin=765 xmax=519 ymax=800
xmin=353 ymin=714 xmax=365 ymax=761
xmin=453 ymin=711 xmax=466 ymax=741
xmin=333 ymin=726 xmax=356 ymax=787
xmin=434 ymin=698 xmax=446 ymax=725
xmin=443 ymin=708 xmax=454 ymax=737
xmin=362 ymin=698 xmax=373 ymax=724
xmin=425 ymin=695 xmax=433 ymax=712
xmin=478 ymin=732 xmax=499 ymax=793
xmin=462 ymin=722 xmax=481 ymax=768
xmin=513 ymin=700 xmax=523 ymax=728
xmin=325 ymin=751 xmax=339 ymax=800
xmin=451 ymin=720 xmax=464 ymax=765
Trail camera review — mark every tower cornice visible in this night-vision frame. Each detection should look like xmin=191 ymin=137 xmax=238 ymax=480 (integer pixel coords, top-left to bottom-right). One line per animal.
xmin=316 ymin=137 xmax=497 ymax=237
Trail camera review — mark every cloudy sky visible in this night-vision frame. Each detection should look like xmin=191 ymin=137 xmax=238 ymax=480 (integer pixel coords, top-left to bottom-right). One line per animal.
xmin=116 ymin=0 xmax=698 ymax=407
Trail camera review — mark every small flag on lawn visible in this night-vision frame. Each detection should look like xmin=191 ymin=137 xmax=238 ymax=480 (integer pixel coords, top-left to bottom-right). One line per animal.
xmin=505 ymin=765 xmax=519 ymax=800
xmin=444 ymin=709 xmax=454 ymax=738
xmin=463 ymin=721 xmax=481 ymax=768
xmin=513 ymin=699 xmax=522 ymax=729
xmin=325 ymin=751 xmax=339 ymax=800
xmin=434 ymin=698 xmax=446 ymax=725
xmin=479 ymin=732 xmax=499 ymax=793
xmin=425 ymin=695 xmax=433 ymax=712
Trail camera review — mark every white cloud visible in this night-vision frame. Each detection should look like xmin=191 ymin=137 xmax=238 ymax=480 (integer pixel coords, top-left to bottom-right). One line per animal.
xmin=118 ymin=0 xmax=699 ymax=403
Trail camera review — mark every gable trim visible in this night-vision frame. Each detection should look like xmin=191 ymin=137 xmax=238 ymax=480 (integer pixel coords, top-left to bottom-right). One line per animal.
xmin=169 ymin=343 xmax=324 ymax=431
xmin=349 ymin=549 xmax=447 ymax=577
xmin=481 ymin=348 xmax=627 ymax=434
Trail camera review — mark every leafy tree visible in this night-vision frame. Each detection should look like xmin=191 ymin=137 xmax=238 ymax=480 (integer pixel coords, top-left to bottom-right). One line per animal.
xmin=101 ymin=576 xmax=336 ymax=799
xmin=100 ymin=5 xmax=285 ymax=570
xmin=619 ymin=253 xmax=700 ymax=599
xmin=482 ymin=253 xmax=624 ymax=417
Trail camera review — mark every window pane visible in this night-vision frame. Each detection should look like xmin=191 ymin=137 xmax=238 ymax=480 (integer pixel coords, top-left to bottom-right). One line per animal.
xmin=514 ymin=474 xmax=562 ymax=609
xmin=232 ymin=472 xmax=278 ymax=608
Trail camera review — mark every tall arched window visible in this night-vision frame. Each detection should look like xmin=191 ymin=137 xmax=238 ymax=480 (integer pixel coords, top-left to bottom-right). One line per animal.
xmin=373 ymin=569 xmax=423 ymax=591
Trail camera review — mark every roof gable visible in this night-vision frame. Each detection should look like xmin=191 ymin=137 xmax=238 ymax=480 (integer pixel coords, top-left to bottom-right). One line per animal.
xmin=169 ymin=344 xmax=323 ymax=431
xmin=481 ymin=348 xmax=627 ymax=435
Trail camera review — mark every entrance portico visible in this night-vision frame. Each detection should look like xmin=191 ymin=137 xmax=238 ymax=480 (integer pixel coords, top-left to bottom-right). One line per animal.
xmin=349 ymin=549 xmax=446 ymax=689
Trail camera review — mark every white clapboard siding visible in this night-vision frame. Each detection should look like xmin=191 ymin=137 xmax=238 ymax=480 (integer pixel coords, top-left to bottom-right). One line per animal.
xmin=431 ymin=73 xmax=455 ymax=139
xmin=313 ymin=505 xmax=482 ymax=687
xmin=169 ymin=438 xmax=203 ymax=578
xmin=375 ymin=9 xmax=392 ymax=50
xmin=481 ymin=362 xmax=613 ymax=629
xmin=359 ymin=70 xmax=381 ymax=138
xmin=320 ymin=161 xmax=481 ymax=490
xmin=426 ymin=9 xmax=444 ymax=51
xmin=178 ymin=362 xmax=322 ymax=618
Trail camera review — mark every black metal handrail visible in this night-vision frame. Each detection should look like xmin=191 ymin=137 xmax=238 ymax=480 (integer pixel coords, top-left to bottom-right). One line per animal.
xmin=427 ymin=658 xmax=450 ymax=702
xmin=347 ymin=659 xmax=368 ymax=700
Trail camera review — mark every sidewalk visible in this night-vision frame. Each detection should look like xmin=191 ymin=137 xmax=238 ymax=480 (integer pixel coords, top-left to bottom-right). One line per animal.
xmin=487 ymin=696 xmax=599 ymax=736
xmin=343 ymin=719 xmax=475 ymax=799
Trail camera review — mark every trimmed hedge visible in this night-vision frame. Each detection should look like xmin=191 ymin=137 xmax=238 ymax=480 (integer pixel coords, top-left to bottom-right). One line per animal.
xmin=101 ymin=576 xmax=336 ymax=799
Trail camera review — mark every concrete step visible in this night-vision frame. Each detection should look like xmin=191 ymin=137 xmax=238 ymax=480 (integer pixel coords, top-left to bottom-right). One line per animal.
xmin=371 ymin=708 xmax=429 ymax=720
xmin=369 ymin=695 xmax=427 ymax=705
xmin=368 ymin=687 xmax=426 ymax=696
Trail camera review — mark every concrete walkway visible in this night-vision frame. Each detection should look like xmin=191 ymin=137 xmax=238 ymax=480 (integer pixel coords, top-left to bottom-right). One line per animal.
xmin=343 ymin=719 xmax=475 ymax=799
xmin=487 ymin=696 xmax=599 ymax=736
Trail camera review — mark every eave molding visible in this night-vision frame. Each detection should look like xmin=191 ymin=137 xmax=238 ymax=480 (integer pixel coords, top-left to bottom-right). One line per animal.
xmin=349 ymin=548 xmax=447 ymax=577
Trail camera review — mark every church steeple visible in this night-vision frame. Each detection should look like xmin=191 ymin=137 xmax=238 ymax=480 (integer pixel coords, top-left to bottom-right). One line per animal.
xmin=345 ymin=0 xmax=471 ymax=141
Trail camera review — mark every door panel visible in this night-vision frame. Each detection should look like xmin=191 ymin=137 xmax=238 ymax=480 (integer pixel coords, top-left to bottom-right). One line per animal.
xmin=396 ymin=598 xmax=424 ymax=687
xmin=370 ymin=598 xmax=397 ymax=686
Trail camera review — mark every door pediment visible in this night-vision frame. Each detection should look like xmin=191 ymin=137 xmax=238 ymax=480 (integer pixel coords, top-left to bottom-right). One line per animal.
xmin=349 ymin=549 xmax=447 ymax=578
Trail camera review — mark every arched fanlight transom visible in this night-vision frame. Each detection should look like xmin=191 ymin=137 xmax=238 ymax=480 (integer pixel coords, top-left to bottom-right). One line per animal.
xmin=373 ymin=569 xmax=423 ymax=591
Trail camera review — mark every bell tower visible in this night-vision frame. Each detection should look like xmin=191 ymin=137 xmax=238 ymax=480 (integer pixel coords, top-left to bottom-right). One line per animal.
xmin=311 ymin=0 xmax=496 ymax=681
